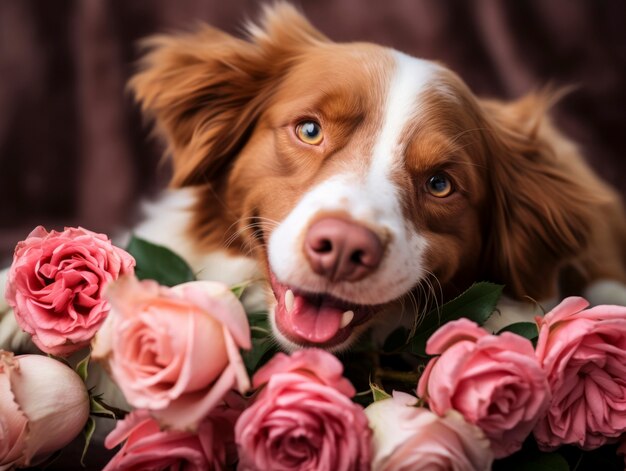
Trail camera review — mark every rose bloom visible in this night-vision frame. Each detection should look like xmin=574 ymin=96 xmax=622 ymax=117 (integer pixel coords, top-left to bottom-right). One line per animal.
xmin=92 ymin=276 xmax=251 ymax=430
xmin=417 ymin=318 xmax=550 ymax=458
xmin=104 ymin=394 xmax=244 ymax=471
xmin=5 ymin=226 xmax=135 ymax=356
xmin=534 ymin=297 xmax=626 ymax=450
xmin=365 ymin=391 xmax=493 ymax=471
xmin=0 ymin=351 xmax=90 ymax=469
xmin=235 ymin=349 xmax=371 ymax=471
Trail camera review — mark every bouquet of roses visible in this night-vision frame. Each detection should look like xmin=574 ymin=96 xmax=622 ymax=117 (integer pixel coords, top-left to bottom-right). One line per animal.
xmin=1 ymin=225 xmax=626 ymax=470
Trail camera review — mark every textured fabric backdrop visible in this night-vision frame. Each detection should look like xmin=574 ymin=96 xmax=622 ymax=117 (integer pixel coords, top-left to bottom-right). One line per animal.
xmin=0 ymin=1 xmax=625 ymax=468
xmin=1 ymin=0 xmax=625 ymax=266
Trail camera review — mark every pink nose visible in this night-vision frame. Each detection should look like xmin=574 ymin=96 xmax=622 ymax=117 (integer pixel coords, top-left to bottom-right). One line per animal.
xmin=304 ymin=217 xmax=384 ymax=282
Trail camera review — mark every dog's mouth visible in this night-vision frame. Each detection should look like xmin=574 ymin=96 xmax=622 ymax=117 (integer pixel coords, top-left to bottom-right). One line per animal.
xmin=269 ymin=272 xmax=378 ymax=348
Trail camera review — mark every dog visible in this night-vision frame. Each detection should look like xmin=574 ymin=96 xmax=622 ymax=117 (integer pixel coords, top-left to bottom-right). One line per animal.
xmin=129 ymin=3 xmax=626 ymax=352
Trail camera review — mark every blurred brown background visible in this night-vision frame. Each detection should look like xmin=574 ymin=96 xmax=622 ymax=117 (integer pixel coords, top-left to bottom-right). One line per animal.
xmin=1 ymin=1 xmax=625 ymax=468
xmin=1 ymin=0 xmax=625 ymax=267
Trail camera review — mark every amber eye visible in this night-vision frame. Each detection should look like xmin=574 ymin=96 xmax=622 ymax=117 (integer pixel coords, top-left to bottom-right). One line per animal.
xmin=426 ymin=174 xmax=454 ymax=198
xmin=295 ymin=121 xmax=323 ymax=145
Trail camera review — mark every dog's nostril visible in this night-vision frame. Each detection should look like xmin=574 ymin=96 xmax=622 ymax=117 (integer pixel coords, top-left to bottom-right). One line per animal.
xmin=315 ymin=238 xmax=333 ymax=253
xmin=350 ymin=249 xmax=364 ymax=265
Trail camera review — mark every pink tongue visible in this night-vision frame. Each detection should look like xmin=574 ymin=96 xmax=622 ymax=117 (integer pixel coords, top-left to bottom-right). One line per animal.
xmin=289 ymin=294 xmax=343 ymax=343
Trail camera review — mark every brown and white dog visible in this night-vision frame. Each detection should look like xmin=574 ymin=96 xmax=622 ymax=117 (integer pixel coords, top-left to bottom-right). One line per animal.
xmin=130 ymin=3 xmax=626 ymax=351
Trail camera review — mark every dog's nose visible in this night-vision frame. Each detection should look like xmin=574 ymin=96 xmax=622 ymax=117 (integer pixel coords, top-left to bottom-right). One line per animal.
xmin=304 ymin=217 xmax=383 ymax=282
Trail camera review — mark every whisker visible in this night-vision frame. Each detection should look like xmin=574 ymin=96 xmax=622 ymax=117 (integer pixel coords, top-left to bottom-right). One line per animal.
xmin=223 ymin=218 xmax=280 ymax=249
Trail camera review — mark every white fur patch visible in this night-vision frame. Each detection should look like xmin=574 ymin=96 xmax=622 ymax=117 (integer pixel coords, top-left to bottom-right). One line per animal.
xmin=368 ymin=51 xmax=438 ymax=179
xmin=128 ymin=189 xmax=266 ymax=313
xmin=268 ymin=51 xmax=438 ymax=306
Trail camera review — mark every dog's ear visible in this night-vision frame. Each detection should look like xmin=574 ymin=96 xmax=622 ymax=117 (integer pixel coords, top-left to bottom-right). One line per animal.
xmin=481 ymin=91 xmax=611 ymax=300
xmin=130 ymin=3 xmax=327 ymax=187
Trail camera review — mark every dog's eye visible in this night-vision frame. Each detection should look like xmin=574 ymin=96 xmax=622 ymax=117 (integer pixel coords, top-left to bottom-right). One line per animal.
xmin=295 ymin=121 xmax=323 ymax=145
xmin=426 ymin=174 xmax=454 ymax=198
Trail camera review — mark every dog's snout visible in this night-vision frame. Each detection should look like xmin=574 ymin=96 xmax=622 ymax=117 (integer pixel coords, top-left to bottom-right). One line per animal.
xmin=304 ymin=217 xmax=383 ymax=282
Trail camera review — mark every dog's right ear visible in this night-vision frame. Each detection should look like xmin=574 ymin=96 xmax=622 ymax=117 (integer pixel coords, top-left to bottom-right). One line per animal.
xmin=130 ymin=3 xmax=327 ymax=187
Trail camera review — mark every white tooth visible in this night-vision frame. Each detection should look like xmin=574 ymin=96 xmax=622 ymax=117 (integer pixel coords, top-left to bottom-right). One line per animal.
xmin=285 ymin=289 xmax=295 ymax=313
xmin=340 ymin=310 xmax=354 ymax=329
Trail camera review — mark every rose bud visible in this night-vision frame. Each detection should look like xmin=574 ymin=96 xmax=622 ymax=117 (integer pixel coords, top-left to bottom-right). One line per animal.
xmin=235 ymin=349 xmax=372 ymax=471
xmin=92 ymin=276 xmax=251 ymax=430
xmin=534 ymin=297 xmax=626 ymax=450
xmin=417 ymin=318 xmax=550 ymax=458
xmin=0 ymin=351 xmax=90 ymax=468
xmin=365 ymin=391 xmax=493 ymax=471
xmin=5 ymin=226 xmax=135 ymax=356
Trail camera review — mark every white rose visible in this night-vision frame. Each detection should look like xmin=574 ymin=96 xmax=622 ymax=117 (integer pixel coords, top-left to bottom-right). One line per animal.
xmin=0 ymin=352 xmax=90 ymax=469
xmin=365 ymin=391 xmax=493 ymax=471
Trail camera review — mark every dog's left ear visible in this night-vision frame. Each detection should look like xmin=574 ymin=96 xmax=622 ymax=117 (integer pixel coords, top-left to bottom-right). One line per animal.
xmin=481 ymin=92 xmax=611 ymax=300
xmin=130 ymin=3 xmax=327 ymax=187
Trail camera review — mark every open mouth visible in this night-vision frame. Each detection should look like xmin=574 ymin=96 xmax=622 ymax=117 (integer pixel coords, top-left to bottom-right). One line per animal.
xmin=270 ymin=272 xmax=377 ymax=348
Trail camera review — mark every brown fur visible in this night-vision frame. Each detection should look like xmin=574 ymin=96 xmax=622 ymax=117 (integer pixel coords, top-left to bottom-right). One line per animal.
xmin=130 ymin=5 xmax=330 ymax=253
xmin=480 ymin=93 xmax=626 ymax=299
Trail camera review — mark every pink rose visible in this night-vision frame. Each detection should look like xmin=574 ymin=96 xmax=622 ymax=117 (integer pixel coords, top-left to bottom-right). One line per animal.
xmin=533 ymin=297 xmax=626 ymax=450
xmin=417 ymin=318 xmax=550 ymax=458
xmin=0 ymin=351 xmax=90 ymax=468
xmin=104 ymin=395 xmax=244 ymax=471
xmin=93 ymin=276 xmax=251 ymax=430
xmin=5 ymin=226 xmax=135 ymax=356
xmin=235 ymin=349 xmax=371 ymax=471
xmin=365 ymin=391 xmax=493 ymax=471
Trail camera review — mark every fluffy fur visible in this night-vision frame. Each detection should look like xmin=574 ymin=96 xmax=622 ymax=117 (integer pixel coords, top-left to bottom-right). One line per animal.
xmin=130 ymin=4 xmax=626 ymax=350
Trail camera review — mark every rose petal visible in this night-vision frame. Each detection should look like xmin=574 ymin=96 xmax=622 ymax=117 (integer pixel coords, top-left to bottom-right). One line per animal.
xmin=425 ymin=318 xmax=488 ymax=355
xmin=174 ymin=281 xmax=251 ymax=350
xmin=5 ymin=226 xmax=135 ymax=356
xmin=252 ymin=349 xmax=355 ymax=397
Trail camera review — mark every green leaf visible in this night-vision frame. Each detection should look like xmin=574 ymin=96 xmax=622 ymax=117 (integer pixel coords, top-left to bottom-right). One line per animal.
xmin=433 ymin=281 xmax=504 ymax=326
xmin=250 ymin=326 xmax=272 ymax=339
xmin=247 ymin=311 xmax=272 ymax=339
xmin=75 ymin=354 xmax=90 ymax=383
xmin=407 ymin=282 xmax=504 ymax=356
xmin=231 ymin=281 xmax=251 ymax=299
xmin=247 ymin=311 xmax=270 ymax=328
xmin=243 ymin=337 xmax=277 ymax=375
xmin=242 ymin=310 xmax=278 ymax=374
xmin=81 ymin=416 xmax=96 ymax=467
xmin=497 ymin=322 xmax=539 ymax=342
xmin=90 ymin=396 xmax=116 ymax=420
xmin=88 ymin=393 xmax=128 ymax=420
xmin=126 ymin=236 xmax=195 ymax=287
xmin=370 ymin=382 xmax=392 ymax=402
